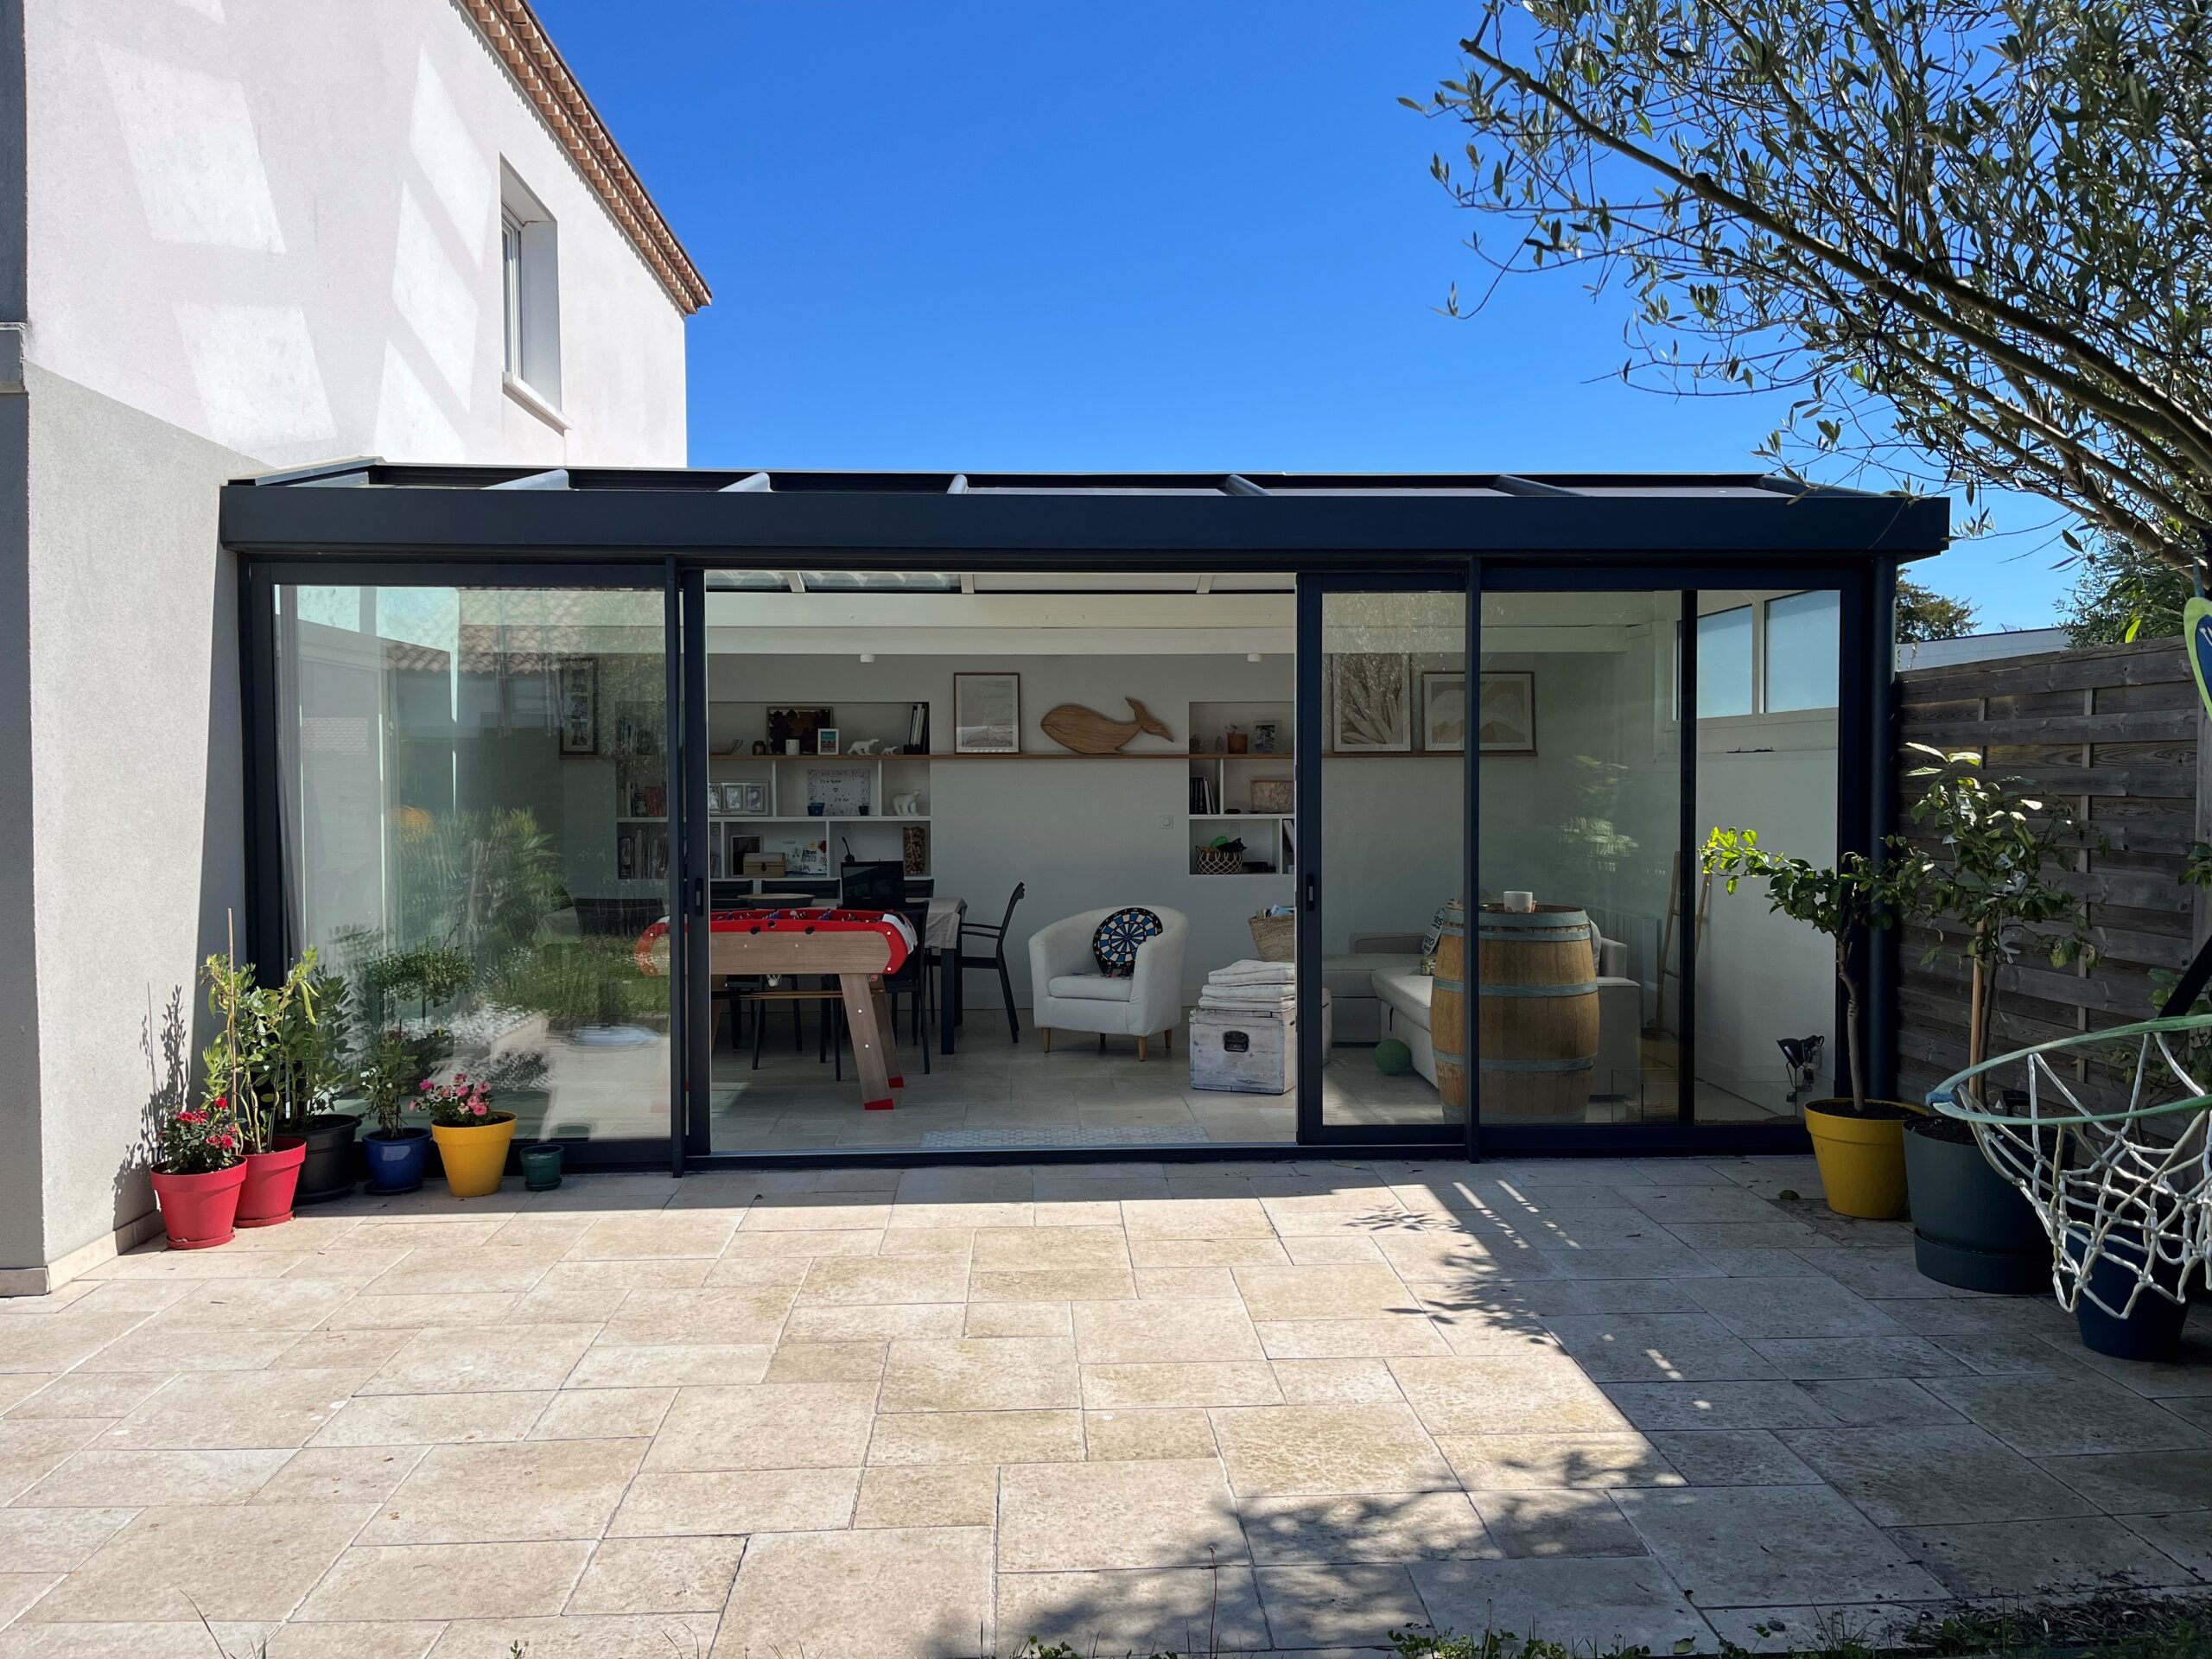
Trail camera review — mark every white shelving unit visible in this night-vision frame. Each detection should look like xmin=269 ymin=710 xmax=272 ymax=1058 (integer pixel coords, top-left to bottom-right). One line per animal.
xmin=1185 ymin=700 xmax=1295 ymax=876
xmin=707 ymin=752 xmax=932 ymax=888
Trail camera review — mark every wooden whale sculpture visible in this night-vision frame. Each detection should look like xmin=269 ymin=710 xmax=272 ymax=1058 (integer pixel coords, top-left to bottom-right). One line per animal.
xmin=1040 ymin=697 xmax=1174 ymax=755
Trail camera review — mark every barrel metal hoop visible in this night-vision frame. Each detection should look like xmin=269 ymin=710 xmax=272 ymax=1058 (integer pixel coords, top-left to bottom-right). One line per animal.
xmin=1477 ymin=981 xmax=1599 ymax=998
xmin=1478 ymin=1056 xmax=1596 ymax=1073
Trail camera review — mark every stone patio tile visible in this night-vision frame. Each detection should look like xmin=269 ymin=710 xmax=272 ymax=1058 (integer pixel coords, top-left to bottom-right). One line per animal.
xmin=1871 ymin=1294 xmax=2078 ymax=1339
xmin=26 ymin=1503 xmax=369 ymax=1622
xmin=273 ymin=1331 xmax=417 ymax=1371
xmin=779 ymin=1303 xmax=963 ymax=1343
xmin=309 ymin=1391 xmax=555 ymax=1447
xmin=349 ymin=1220 xmax=509 ymax=1249
xmin=366 ymin=1253 xmax=560 ymax=1296
xmin=1541 ymin=1313 xmax=1778 ymax=1382
xmin=1535 ymin=1242 xmax=1719 ymax=1279
xmin=1943 ymin=1369 xmax=2209 ymax=1457
xmin=1778 ymin=1424 xmax=2093 ymax=1527
xmin=565 ymin=1535 xmax=749 ymax=1613
xmin=1681 ymin=1275 xmax=1909 ymax=1339
xmin=716 ymin=1526 xmax=993 ymax=1658
xmin=645 ymin=1382 xmax=876 ymax=1470
xmin=1698 ymin=1602 xmax=1945 ymax=1655
xmin=556 ymin=1341 xmax=776 ymax=1389
xmin=1128 ymin=1266 xmax=1238 ymax=1298
xmin=145 ymin=1279 xmax=360 ymax=1332
xmin=483 ymin=1214 xmax=599 ymax=1250
xmin=761 ymin=1340 xmax=889 ymax=1383
xmin=896 ymin=1166 xmax=1034 ymax=1203
xmin=3 ymin=1371 xmax=168 ymax=1419
xmin=1255 ymin=1561 xmax=1432 ymax=1648
xmin=607 ymin=1466 xmax=860 ymax=1535
xmin=362 ymin=1326 xmax=598 ymax=1395
xmin=113 ymin=1368 xmax=361 ymax=1448
xmin=1796 ymin=1376 xmax=1962 ymax=1426
xmin=1664 ymin=1222 xmax=1827 ymax=1253
xmin=876 ymin=1225 xmax=977 ymax=1257
xmin=1281 ymin=1236 xmax=1390 ymax=1266
xmin=1390 ymin=1355 xmax=1630 ymax=1437
xmin=1240 ymin=1491 xmax=1492 ymax=1563
xmin=595 ymin=1287 xmax=792 ymax=1348
xmin=738 ymin=1198 xmax=893 ymax=1232
xmin=1701 ymin=1248 xmax=1838 ymax=1278
xmin=855 ymin=1463 xmax=1001 ymax=1526
xmin=1071 ymin=1299 xmax=1263 ymax=1364
xmin=0 ymin=1421 xmax=109 ymax=1503
xmin=866 ymin=1408 xmax=1084 ymax=1465
xmin=1797 ymin=1249 xmax=1975 ymax=1300
xmin=1433 ymin=1433 xmax=1678 ymax=1491
xmin=563 ymin=1213 xmax=738 ymax=1260
xmin=2119 ymin=1510 xmax=2212 ymax=1579
xmin=1620 ymin=1185 xmax=1798 ymax=1225
xmin=0 ymin=1373 xmax=52 ymax=1410
xmin=427 ymin=1614 xmax=720 ymax=1657
xmin=1643 ymin=1430 xmax=1821 ymax=1486
xmin=1271 ymin=1358 xmax=1404 ymax=1405
xmin=1614 ymin=1485 xmax=1947 ymax=1605
xmin=543 ymin=1258 xmax=714 ymax=1291
xmin=716 ymin=1229 xmax=884 ymax=1263
xmin=1749 ymin=1336 xmax=1970 ymax=1379
xmin=2040 ymin=1448 xmax=2212 ymax=1514
xmin=2064 ymin=1329 xmax=2212 ymax=1399
xmin=1211 ymin=1402 xmax=1455 ymax=1495
xmin=1125 ymin=1235 xmax=1290 ymax=1268
xmin=970 ymin=1226 xmax=1128 ymax=1269
xmin=1602 ymin=1381 xmax=1842 ymax=1432
xmin=999 ymin=1458 xmax=1244 ymax=1569
xmin=969 ymin=1268 xmax=1135 ymax=1302
xmin=69 ymin=1325 xmax=300 ymax=1373
xmin=1408 ymin=1556 xmax=1713 ymax=1654
xmin=0 ymin=1508 xmax=139 ymax=1572
xmin=994 ymin=1564 xmax=1268 ymax=1656
xmin=1084 ymin=1408 xmax=1217 ymax=1460
xmin=1468 ymin=1487 xmax=1646 ymax=1558
xmin=1891 ymin=1516 xmax=2196 ymax=1596
xmin=880 ymin=1338 xmax=1079 ymax=1412
xmin=364 ymin=1438 xmax=645 ymax=1543
xmin=1121 ymin=1198 xmax=1274 ymax=1237
xmin=887 ymin=1202 xmax=1033 ymax=1231
xmin=298 ymin=1541 xmax=594 ymax=1620
xmin=1080 ymin=1362 xmax=1283 ymax=1408
xmin=251 ymin=1445 xmax=428 ymax=1505
xmin=961 ymin=1302 xmax=1071 ymax=1338
xmin=1374 ymin=1232 xmax=1505 ymax=1280
xmin=1256 ymin=1316 xmax=1452 ymax=1358
xmin=528 ymin=1387 xmax=676 ymax=1440
xmin=1232 ymin=1265 xmax=1421 ymax=1324
xmin=798 ymin=1255 xmax=971 ymax=1306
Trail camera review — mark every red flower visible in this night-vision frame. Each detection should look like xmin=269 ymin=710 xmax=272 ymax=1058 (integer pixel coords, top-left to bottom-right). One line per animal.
xmin=453 ymin=1073 xmax=467 ymax=1084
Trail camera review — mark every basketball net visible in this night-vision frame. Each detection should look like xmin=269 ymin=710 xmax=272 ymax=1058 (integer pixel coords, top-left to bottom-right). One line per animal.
xmin=1933 ymin=1015 xmax=2212 ymax=1319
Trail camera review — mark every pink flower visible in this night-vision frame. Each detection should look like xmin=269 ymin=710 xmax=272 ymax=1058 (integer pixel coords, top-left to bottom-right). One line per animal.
xmin=471 ymin=1102 xmax=486 ymax=1116
xmin=418 ymin=1079 xmax=433 ymax=1090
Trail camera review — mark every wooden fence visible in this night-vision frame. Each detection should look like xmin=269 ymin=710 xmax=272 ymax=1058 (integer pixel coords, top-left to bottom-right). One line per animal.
xmin=1892 ymin=635 xmax=2206 ymax=1111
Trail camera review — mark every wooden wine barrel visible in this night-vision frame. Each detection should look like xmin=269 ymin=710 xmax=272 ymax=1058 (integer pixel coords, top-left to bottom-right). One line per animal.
xmin=1477 ymin=905 xmax=1599 ymax=1122
xmin=1432 ymin=903 xmax=1467 ymax=1110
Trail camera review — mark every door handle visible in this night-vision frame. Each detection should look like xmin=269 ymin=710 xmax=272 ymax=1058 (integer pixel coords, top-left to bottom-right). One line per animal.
xmin=1304 ymin=871 xmax=1319 ymax=913
xmin=690 ymin=876 xmax=707 ymax=918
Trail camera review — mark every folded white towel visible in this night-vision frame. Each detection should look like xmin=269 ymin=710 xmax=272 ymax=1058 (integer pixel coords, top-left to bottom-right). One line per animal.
xmin=1198 ymin=988 xmax=1297 ymax=1011
xmin=1209 ymin=959 xmax=1295 ymax=983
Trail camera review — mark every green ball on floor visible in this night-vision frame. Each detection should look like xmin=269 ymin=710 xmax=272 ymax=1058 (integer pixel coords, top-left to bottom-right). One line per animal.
xmin=1375 ymin=1039 xmax=1414 ymax=1076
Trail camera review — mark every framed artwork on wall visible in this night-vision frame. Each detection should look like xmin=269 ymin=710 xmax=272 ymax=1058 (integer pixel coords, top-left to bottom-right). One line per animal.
xmin=556 ymin=658 xmax=598 ymax=754
xmin=1420 ymin=671 xmax=1467 ymax=753
xmin=954 ymin=672 xmax=1020 ymax=753
xmin=1330 ymin=654 xmax=1410 ymax=752
xmin=1478 ymin=671 xmax=1537 ymax=755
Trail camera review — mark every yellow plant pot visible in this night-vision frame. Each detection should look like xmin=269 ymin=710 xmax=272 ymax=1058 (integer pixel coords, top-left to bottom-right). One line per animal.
xmin=429 ymin=1114 xmax=517 ymax=1199
xmin=1802 ymin=1099 xmax=1914 ymax=1219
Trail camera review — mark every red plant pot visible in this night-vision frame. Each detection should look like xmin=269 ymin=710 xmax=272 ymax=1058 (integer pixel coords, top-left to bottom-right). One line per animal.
xmin=237 ymin=1136 xmax=308 ymax=1229
xmin=149 ymin=1161 xmax=249 ymax=1250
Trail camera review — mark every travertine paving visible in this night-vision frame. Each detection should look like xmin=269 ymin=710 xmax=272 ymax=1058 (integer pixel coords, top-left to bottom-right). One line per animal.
xmin=1 ymin=1155 xmax=2207 ymax=1656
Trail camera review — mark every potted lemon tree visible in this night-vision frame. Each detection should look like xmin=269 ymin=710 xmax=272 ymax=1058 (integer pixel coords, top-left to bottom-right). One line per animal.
xmin=1701 ymin=828 xmax=1929 ymax=1217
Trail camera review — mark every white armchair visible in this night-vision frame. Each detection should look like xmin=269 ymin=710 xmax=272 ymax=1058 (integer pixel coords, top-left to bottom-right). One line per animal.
xmin=1029 ymin=906 xmax=1189 ymax=1059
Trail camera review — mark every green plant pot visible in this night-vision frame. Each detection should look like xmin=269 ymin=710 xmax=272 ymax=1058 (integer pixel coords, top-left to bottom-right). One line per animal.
xmin=1904 ymin=1115 xmax=2048 ymax=1293
xmin=519 ymin=1141 xmax=565 ymax=1192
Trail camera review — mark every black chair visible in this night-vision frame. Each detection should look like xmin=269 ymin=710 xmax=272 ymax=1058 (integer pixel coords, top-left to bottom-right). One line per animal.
xmin=881 ymin=901 xmax=933 ymax=1072
xmin=956 ymin=882 xmax=1025 ymax=1042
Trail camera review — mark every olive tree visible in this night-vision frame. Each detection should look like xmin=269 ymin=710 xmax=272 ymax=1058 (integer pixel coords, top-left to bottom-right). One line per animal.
xmin=1413 ymin=0 xmax=2212 ymax=571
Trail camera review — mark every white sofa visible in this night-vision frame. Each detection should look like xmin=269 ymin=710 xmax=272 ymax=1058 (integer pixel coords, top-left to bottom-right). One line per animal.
xmin=1029 ymin=906 xmax=1190 ymax=1059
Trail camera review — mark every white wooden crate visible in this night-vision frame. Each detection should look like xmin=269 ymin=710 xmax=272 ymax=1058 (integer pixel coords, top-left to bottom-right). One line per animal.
xmin=1188 ymin=992 xmax=1330 ymax=1095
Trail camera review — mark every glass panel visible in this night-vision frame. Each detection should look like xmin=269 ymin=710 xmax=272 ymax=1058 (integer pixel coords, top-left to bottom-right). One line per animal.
xmin=275 ymin=583 xmax=670 ymax=1147
xmin=1319 ymin=588 xmax=1465 ymax=1132
xmin=1764 ymin=589 xmax=1840 ymax=712
xmin=1479 ymin=592 xmax=1682 ymax=1123
xmin=1696 ymin=588 xmax=1840 ymax=1120
xmin=1697 ymin=605 xmax=1754 ymax=716
xmin=702 ymin=568 xmax=1298 ymax=1152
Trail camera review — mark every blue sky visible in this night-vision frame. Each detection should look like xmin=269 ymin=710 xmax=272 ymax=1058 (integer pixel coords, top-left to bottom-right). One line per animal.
xmin=531 ymin=0 xmax=2074 ymax=629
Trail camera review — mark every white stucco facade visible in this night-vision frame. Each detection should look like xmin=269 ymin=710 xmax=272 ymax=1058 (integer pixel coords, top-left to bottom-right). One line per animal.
xmin=0 ymin=0 xmax=697 ymax=1287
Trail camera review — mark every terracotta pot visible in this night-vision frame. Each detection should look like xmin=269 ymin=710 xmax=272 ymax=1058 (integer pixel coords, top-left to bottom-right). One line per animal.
xmin=149 ymin=1161 xmax=249 ymax=1250
xmin=237 ymin=1135 xmax=308 ymax=1228
xmin=429 ymin=1112 xmax=517 ymax=1199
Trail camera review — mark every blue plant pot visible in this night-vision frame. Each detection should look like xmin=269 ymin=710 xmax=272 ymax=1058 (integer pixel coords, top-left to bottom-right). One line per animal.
xmin=363 ymin=1127 xmax=433 ymax=1194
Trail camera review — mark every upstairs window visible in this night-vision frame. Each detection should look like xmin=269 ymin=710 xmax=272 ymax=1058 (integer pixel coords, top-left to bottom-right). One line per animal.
xmin=499 ymin=166 xmax=562 ymax=414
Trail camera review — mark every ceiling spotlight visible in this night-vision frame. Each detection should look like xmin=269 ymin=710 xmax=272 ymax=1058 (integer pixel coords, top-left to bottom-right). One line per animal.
xmin=1246 ymin=652 xmax=1262 ymax=664
xmin=859 ymin=652 xmax=875 ymax=664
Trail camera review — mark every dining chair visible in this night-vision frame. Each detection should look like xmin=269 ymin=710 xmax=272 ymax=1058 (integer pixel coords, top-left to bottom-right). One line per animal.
xmin=956 ymin=881 xmax=1026 ymax=1042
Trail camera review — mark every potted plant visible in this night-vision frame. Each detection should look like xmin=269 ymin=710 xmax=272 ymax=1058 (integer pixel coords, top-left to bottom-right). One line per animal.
xmin=144 ymin=990 xmax=248 ymax=1249
xmin=201 ymin=928 xmax=327 ymax=1229
xmin=361 ymin=1027 xmax=442 ymax=1193
xmin=284 ymin=969 xmax=360 ymax=1204
xmin=422 ymin=1074 xmax=515 ymax=1199
xmin=1903 ymin=745 xmax=2094 ymax=1292
xmin=1702 ymin=827 xmax=1927 ymax=1217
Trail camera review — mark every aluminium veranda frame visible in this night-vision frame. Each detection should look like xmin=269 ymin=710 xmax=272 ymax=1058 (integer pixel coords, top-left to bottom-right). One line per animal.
xmin=223 ymin=465 xmax=1938 ymax=1171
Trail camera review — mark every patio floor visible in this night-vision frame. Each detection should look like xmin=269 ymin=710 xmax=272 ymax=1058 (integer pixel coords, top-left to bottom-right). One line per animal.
xmin=2 ymin=1156 xmax=2209 ymax=1657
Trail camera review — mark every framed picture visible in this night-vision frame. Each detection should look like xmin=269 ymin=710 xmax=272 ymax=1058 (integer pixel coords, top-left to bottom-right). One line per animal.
xmin=1478 ymin=671 xmax=1537 ymax=755
xmin=740 ymin=782 xmax=768 ymax=816
xmin=816 ymin=728 xmax=840 ymax=755
xmin=1331 ymin=654 xmax=1410 ymax=752
xmin=556 ymin=658 xmax=598 ymax=754
xmin=954 ymin=671 xmax=1020 ymax=753
xmin=1249 ymin=777 xmax=1294 ymax=813
xmin=809 ymin=766 xmax=872 ymax=816
xmin=1421 ymin=671 xmax=1467 ymax=753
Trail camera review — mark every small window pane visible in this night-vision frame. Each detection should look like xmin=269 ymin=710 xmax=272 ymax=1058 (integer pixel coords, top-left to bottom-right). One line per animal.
xmin=1764 ymin=590 xmax=1840 ymax=711
xmin=1696 ymin=606 xmax=1753 ymax=716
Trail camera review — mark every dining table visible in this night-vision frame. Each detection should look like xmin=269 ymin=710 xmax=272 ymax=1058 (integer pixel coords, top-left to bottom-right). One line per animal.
xmin=924 ymin=893 xmax=966 ymax=1057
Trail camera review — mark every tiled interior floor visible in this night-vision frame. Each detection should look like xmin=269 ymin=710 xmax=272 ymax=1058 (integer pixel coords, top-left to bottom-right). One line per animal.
xmin=4 ymin=1157 xmax=2207 ymax=1657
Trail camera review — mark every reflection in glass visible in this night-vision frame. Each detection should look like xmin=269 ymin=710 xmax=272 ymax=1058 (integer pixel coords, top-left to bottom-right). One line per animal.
xmin=276 ymin=585 xmax=670 ymax=1146
xmin=1764 ymin=590 xmax=1840 ymax=713
xmin=1697 ymin=605 xmax=1754 ymax=717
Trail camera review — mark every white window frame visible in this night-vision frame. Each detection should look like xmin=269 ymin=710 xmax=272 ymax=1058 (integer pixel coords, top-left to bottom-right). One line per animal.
xmin=498 ymin=165 xmax=564 ymax=427
xmin=1680 ymin=589 xmax=1842 ymax=724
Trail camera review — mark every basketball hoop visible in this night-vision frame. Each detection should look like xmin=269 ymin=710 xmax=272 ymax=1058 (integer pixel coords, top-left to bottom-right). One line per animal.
xmin=1930 ymin=1015 xmax=2212 ymax=1319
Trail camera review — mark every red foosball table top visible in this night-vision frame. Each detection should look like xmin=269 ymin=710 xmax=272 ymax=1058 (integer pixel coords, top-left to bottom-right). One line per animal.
xmin=634 ymin=907 xmax=916 ymax=978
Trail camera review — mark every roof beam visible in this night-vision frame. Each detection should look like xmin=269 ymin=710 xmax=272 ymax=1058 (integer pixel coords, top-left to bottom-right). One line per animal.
xmin=1489 ymin=474 xmax=1578 ymax=498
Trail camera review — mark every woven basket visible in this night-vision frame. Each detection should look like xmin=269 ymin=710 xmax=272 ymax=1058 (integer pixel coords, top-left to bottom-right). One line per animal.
xmin=1248 ymin=910 xmax=1296 ymax=961
xmin=1193 ymin=848 xmax=1243 ymax=875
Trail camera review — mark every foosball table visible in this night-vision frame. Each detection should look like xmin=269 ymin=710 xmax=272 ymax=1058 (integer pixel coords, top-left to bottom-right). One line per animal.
xmin=635 ymin=908 xmax=917 ymax=1109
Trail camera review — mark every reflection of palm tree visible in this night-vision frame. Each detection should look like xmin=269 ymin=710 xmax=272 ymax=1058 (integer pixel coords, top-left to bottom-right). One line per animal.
xmin=1561 ymin=755 xmax=1637 ymax=874
xmin=400 ymin=807 xmax=570 ymax=984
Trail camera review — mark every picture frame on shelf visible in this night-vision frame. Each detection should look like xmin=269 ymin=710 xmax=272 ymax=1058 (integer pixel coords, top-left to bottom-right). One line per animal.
xmin=1478 ymin=671 xmax=1537 ymax=755
xmin=816 ymin=727 xmax=841 ymax=755
xmin=954 ymin=671 xmax=1020 ymax=753
xmin=1421 ymin=671 xmax=1467 ymax=753
xmin=556 ymin=658 xmax=598 ymax=754
xmin=736 ymin=782 xmax=768 ymax=817
xmin=767 ymin=708 xmax=832 ymax=752
xmin=809 ymin=767 xmax=872 ymax=816
xmin=1249 ymin=778 xmax=1294 ymax=813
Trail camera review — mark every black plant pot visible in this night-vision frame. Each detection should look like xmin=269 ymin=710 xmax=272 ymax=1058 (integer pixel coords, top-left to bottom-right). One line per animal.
xmin=2064 ymin=1224 xmax=2191 ymax=1362
xmin=1904 ymin=1116 xmax=2049 ymax=1293
xmin=296 ymin=1114 xmax=360 ymax=1205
